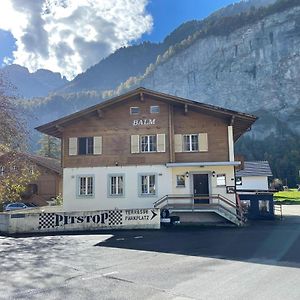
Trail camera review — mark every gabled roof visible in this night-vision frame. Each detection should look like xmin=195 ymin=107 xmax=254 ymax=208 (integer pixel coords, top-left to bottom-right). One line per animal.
xmin=236 ymin=161 xmax=273 ymax=177
xmin=26 ymin=154 xmax=62 ymax=175
xmin=35 ymin=87 xmax=257 ymax=141
xmin=0 ymin=152 xmax=62 ymax=175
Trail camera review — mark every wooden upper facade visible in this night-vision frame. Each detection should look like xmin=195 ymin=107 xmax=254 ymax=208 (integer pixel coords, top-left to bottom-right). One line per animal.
xmin=36 ymin=88 xmax=257 ymax=168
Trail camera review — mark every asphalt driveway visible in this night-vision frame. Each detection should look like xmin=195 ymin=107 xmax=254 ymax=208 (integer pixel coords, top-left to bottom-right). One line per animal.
xmin=1 ymin=209 xmax=300 ymax=299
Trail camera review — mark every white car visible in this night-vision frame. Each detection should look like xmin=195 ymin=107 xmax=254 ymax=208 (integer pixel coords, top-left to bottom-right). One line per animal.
xmin=4 ymin=202 xmax=36 ymax=211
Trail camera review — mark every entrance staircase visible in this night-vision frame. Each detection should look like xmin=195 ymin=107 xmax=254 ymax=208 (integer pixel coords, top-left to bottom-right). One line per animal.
xmin=154 ymin=194 xmax=245 ymax=226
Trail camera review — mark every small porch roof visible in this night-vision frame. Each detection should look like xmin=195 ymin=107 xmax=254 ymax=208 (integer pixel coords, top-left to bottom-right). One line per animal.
xmin=165 ymin=162 xmax=241 ymax=167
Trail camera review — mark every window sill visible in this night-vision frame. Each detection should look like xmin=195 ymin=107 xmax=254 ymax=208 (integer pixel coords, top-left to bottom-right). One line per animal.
xmin=70 ymin=155 xmax=103 ymax=157
xmin=140 ymin=151 xmax=158 ymax=153
xmin=76 ymin=195 xmax=95 ymax=199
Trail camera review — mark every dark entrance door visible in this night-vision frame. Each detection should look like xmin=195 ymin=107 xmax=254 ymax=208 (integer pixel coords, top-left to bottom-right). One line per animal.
xmin=193 ymin=174 xmax=209 ymax=204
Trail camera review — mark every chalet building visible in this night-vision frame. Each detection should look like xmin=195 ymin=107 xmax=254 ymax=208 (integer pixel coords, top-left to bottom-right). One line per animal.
xmin=0 ymin=153 xmax=62 ymax=206
xmin=235 ymin=161 xmax=274 ymax=220
xmin=36 ymin=88 xmax=257 ymax=225
xmin=236 ymin=161 xmax=273 ymax=191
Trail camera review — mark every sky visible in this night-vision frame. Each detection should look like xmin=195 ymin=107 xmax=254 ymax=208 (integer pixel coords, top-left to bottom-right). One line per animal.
xmin=0 ymin=0 xmax=236 ymax=80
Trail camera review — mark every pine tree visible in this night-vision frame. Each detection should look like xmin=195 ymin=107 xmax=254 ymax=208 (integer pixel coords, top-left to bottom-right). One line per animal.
xmin=38 ymin=134 xmax=61 ymax=159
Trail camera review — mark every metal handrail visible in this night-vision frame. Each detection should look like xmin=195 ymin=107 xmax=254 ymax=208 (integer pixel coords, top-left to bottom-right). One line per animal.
xmin=154 ymin=194 xmax=244 ymax=222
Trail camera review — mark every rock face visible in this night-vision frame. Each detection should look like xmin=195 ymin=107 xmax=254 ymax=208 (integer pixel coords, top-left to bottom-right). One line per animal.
xmin=141 ymin=5 xmax=300 ymax=139
xmin=0 ymin=64 xmax=68 ymax=98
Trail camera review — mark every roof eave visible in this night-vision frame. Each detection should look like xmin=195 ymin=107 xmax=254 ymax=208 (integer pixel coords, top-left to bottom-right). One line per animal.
xmin=35 ymin=87 xmax=257 ymax=138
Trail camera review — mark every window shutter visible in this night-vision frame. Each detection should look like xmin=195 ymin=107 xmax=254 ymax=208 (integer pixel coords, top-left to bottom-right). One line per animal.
xmin=69 ymin=137 xmax=77 ymax=156
xmin=157 ymin=134 xmax=166 ymax=152
xmin=131 ymin=135 xmax=140 ymax=153
xmin=93 ymin=136 xmax=102 ymax=155
xmin=199 ymin=133 xmax=208 ymax=152
xmin=174 ymin=134 xmax=183 ymax=152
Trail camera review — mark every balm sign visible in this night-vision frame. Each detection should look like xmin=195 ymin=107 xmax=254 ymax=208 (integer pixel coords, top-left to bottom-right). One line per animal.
xmin=133 ymin=119 xmax=156 ymax=126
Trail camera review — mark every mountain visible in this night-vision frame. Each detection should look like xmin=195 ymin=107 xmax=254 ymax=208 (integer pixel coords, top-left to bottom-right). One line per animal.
xmin=0 ymin=64 xmax=68 ymax=98
xmin=210 ymin=0 xmax=277 ymax=18
xmin=22 ymin=0 xmax=300 ymax=186
xmin=58 ymin=0 xmax=278 ymax=94
xmin=139 ymin=1 xmax=300 ymax=136
xmin=57 ymin=42 xmax=165 ymax=94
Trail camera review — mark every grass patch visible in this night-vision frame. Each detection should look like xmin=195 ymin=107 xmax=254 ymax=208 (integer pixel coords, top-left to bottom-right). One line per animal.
xmin=274 ymin=189 xmax=300 ymax=204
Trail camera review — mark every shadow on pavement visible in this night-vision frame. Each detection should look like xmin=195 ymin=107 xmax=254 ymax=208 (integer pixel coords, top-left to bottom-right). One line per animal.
xmin=96 ymin=220 xmax=300 ymax=269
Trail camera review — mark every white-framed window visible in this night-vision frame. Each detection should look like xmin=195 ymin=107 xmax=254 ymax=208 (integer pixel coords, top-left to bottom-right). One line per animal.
xmin=78 ymin=176 xmax=94 ymax=196
xmin=0 ymin=166 xmax=4 ymax=176
xmin=236 ymin=176 xmax=242 ymax=185
xmin=78 ymin=137 xmax=94 ymax=155
xmin=141 ymin=135 xmax=157 ymax=152
xmin=217 ymin=174 xmax=226 ymax=186
xmin=130 ymin=107 xmax=140 ymax=115
xmin=176 ymin=175 xmax=185 ymax=187
xmin=109 ymin=175 xmax=124 ymax=196
xmin=140 ymin=174 xmax=156 ymax=195
xmin=183 ymin=134 xmax=198 ymax=151
xmin=150 ymin=105 xmax=160 ymax=114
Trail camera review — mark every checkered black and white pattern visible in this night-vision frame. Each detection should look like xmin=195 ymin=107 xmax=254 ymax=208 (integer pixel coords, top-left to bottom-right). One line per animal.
xmin=39 ymin=213 xmax=56 ymax=229
xmin=108 ymin=210 xmax=123 ymax=226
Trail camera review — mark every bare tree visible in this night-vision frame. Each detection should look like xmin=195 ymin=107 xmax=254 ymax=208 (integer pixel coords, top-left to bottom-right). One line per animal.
xmin=0 ymin=74 xmax=35 ymax=204
xmin=0 ymin=75 xmax=27 ymax=150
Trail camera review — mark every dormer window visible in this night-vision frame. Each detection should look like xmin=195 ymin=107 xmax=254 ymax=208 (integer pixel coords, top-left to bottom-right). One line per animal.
xmin=130 ymin=107 xmax=140 ymax=115
xmin=150 ymin=106 xmax=160 ymax=114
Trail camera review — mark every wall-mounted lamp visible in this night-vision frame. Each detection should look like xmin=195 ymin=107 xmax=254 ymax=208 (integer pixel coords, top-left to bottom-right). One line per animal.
xmin=212 ymin=171 xmax=216 ymax=177
xmin=185 ymin=171 xmax=189 ymax=178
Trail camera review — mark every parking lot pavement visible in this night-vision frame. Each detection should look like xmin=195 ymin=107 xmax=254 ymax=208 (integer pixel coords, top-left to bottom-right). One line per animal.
xmin=1 ymin=218 xmax=300 ymax=300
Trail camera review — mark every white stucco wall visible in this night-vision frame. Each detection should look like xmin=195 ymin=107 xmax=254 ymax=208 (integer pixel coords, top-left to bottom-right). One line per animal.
xmin=170 ymin=165 xmax=236 ymax=206
xmin=63 ymin=164 xmax=237 ymax=212
xmin=63 ymin=165 xmax=173 ymax=212
xmin=236 ymin=176 xmax=269 ymax=190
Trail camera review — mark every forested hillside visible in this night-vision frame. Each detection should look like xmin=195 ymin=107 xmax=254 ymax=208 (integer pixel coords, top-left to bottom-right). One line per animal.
xmin=16 ymin=0 xmax=300 ymax=186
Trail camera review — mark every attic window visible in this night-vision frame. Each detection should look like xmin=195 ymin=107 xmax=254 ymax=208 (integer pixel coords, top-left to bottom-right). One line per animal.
xmin=150 ymin=106 xmax=160 ymax=114
xmin=130 ymin=107 xmax=140 ymax=115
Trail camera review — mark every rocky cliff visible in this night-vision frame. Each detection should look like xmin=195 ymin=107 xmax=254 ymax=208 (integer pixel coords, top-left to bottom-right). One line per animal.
xmin=140 ymin=5 xmax=300 ymax=139
xmin=20 ymin=0 xmax=300 ymax=185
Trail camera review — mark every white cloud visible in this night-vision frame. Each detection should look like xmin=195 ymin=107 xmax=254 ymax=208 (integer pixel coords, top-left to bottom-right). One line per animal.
xmin=0 ymin=0 xmax=153 ymax=79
